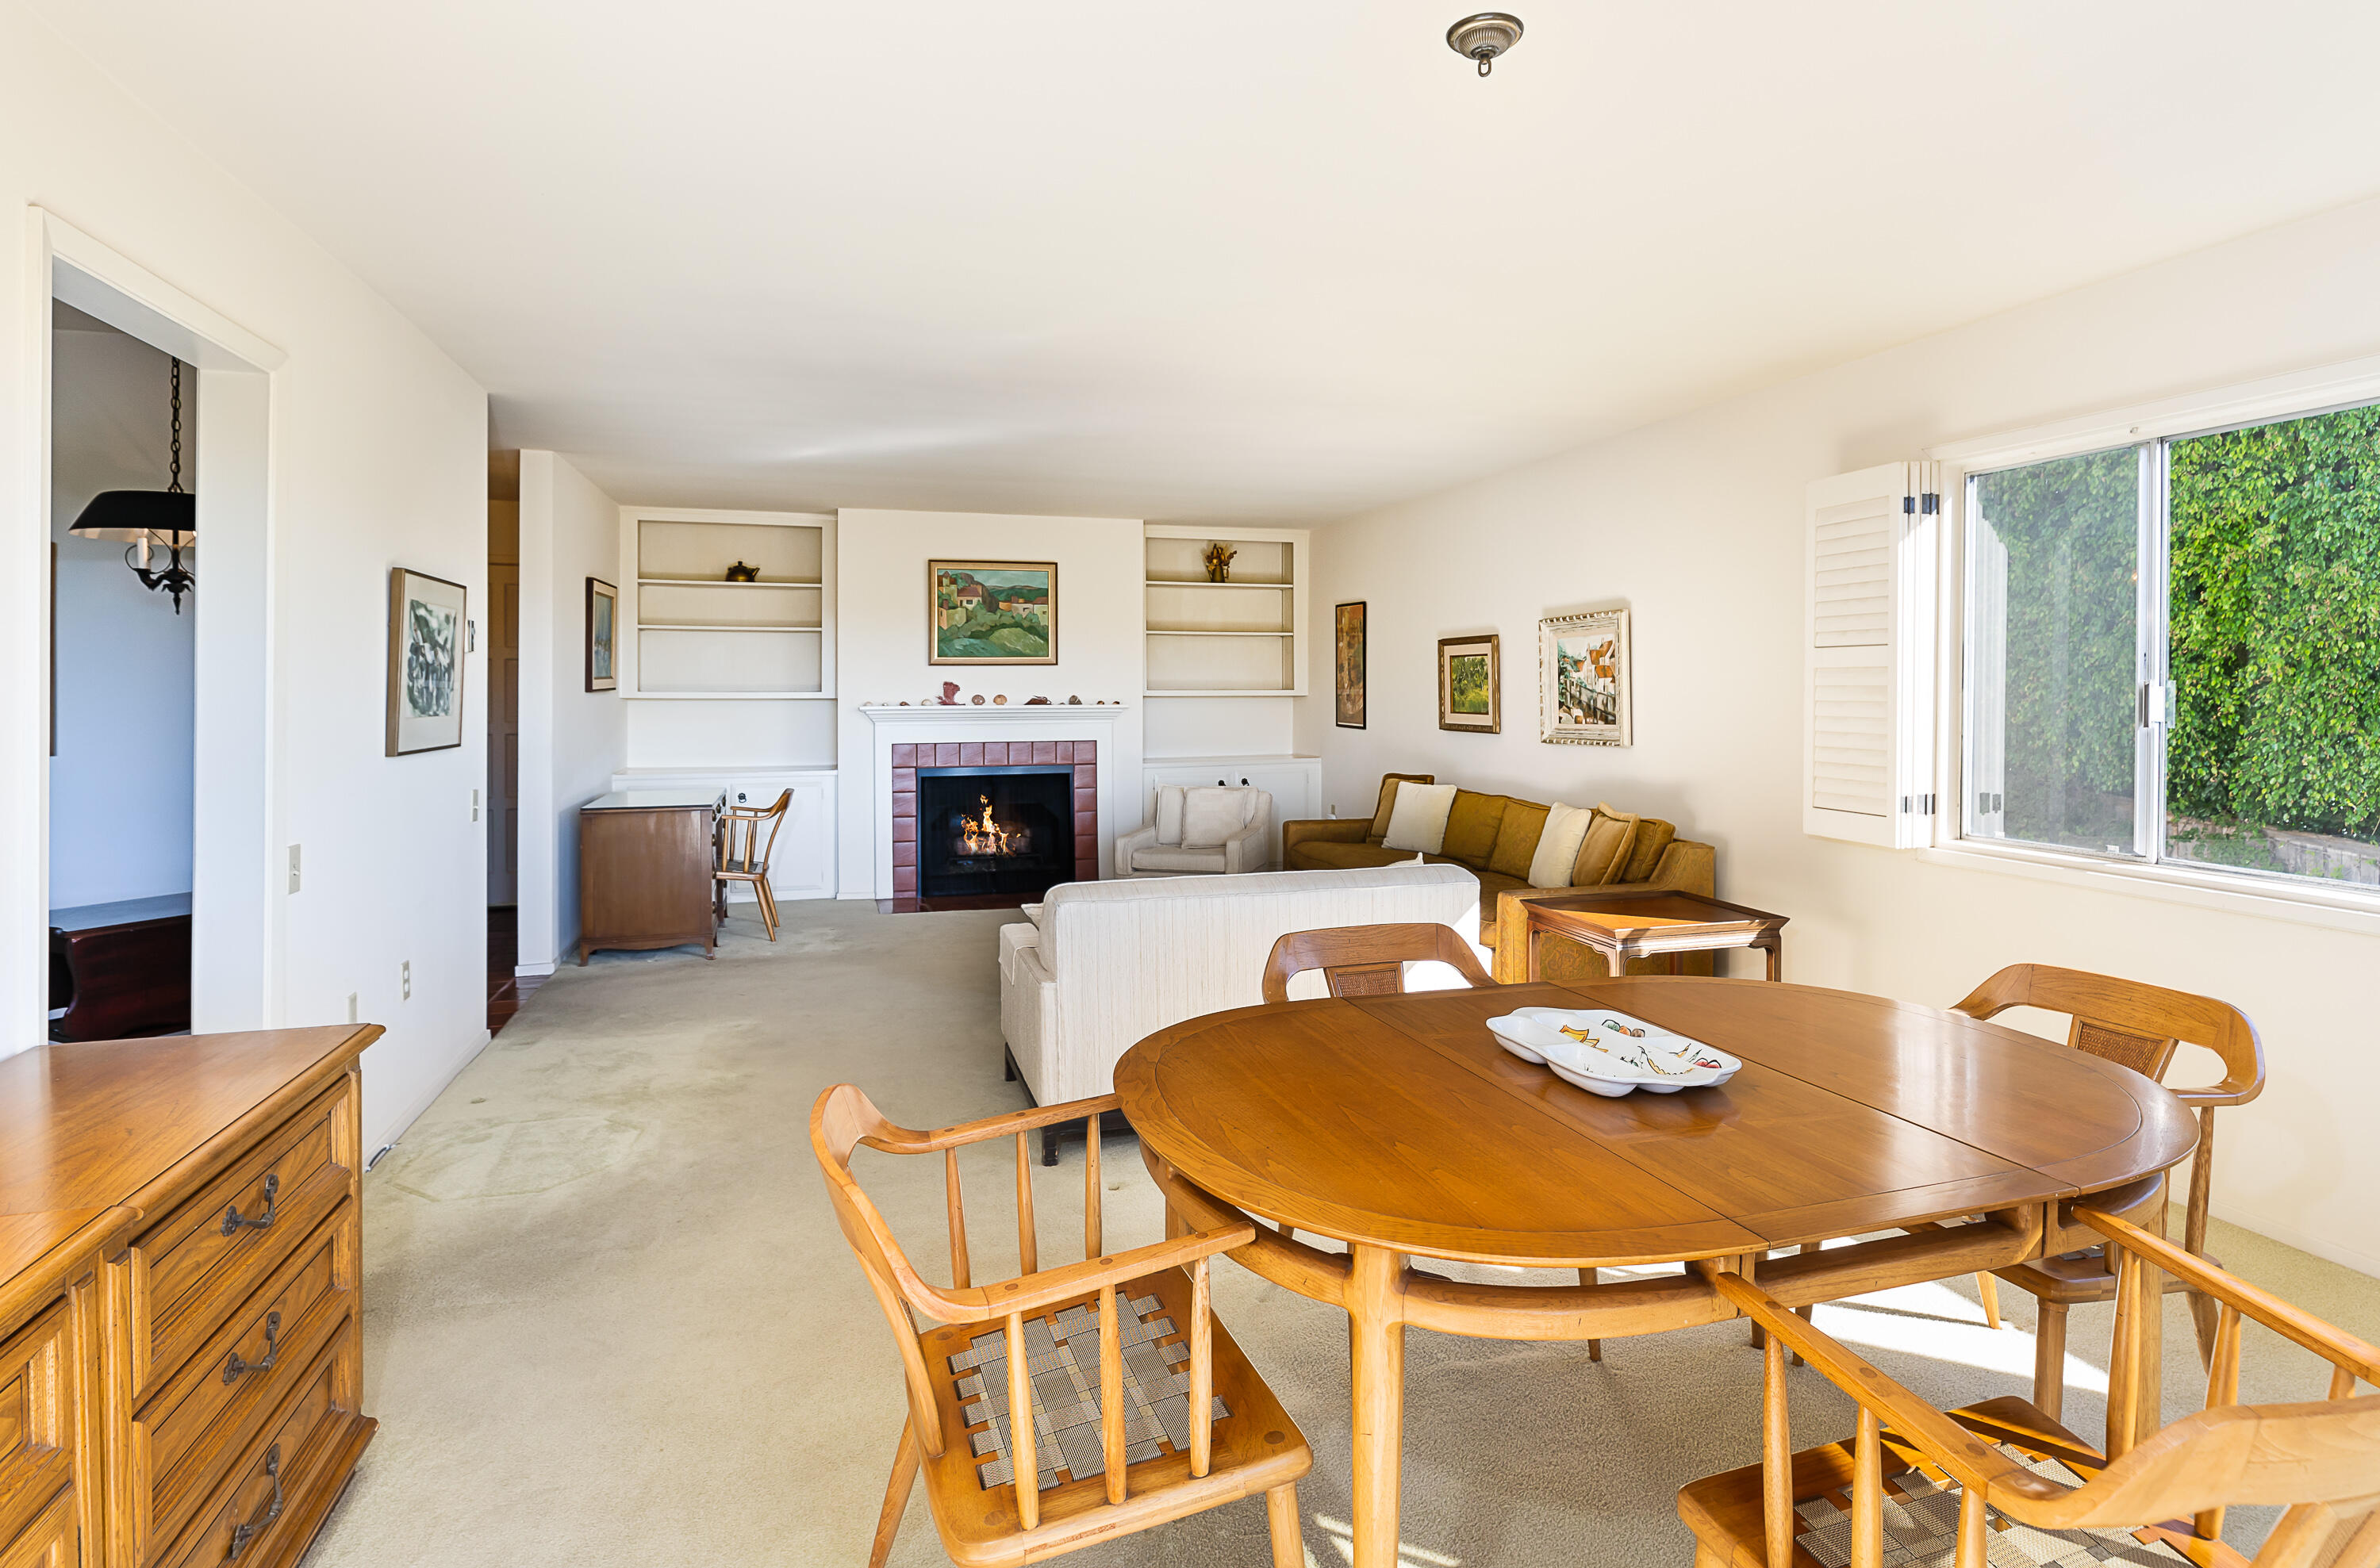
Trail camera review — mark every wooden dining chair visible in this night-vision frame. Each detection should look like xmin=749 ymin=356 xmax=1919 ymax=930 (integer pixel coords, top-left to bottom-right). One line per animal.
xmin=715 ymin=789 xmax=792 ymax=941
xmin=810 ymin=1085 xmax=1311 ymax=1568
xmin=1950 ymin=964 xmax=2266 ymax=1419
xmin=1680 ymin=1206 xmax=2380 ymax=1568
xmin=1259 ymin=922 xmax=1496 ymax=1003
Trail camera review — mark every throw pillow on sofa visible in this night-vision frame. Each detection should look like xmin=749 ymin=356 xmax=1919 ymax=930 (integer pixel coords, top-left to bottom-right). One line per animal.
xmin=1181 ymin=787 xmax=1245 ymax=849
xmin=1440 ymin=790 xmax=1507 ymax=865
xmin=1573 ymin=807 xmax=1639 ymax=884
xmin=1488 ymin=799 xmax=1549 ymax=880
xmin=1383 ymin=782 xmax=1460 ymax=854
xmin=1528 ymin=803 xmax=1594 ymax=888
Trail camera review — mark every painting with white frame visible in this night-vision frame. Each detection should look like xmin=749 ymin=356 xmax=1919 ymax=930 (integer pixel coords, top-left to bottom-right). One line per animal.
xmin=1539 ymin=608 xmax=1630 ymax=746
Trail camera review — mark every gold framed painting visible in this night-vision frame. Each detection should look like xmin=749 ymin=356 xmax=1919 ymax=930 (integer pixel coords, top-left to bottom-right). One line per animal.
xmin=1538 ymin=608 xmax=1630 ymax=746
xmin=386 ymin=566 xmax=469 ymax=755
xmin=928 ymin=559 xmax=1057 ymax=665
xmin=1334 ymin=601 xmax=1366 ymax=728
xmin=1436 ymin=633 xmax=1499 ymax=734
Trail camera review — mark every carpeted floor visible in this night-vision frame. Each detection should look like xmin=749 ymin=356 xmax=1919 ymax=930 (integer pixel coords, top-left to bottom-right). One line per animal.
xmin=304 ymin=899 xmax=2377 ymax=1568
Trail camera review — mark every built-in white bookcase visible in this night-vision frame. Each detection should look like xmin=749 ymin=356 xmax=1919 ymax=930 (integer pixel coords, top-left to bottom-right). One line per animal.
xmin=1142 ymin=525 xmax=1308 ymax=697
xmin=622 ymin=510 xmax=835 ymax=699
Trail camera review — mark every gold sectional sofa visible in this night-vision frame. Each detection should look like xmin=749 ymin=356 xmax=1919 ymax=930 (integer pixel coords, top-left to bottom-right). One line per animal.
xmin=1280 ymin=772 xmax=1718 ymax=983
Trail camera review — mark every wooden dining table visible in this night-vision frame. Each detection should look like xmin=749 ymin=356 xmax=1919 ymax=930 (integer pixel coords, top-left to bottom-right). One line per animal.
xmin=1114 ymin=976 xmax=2201 ymax=1568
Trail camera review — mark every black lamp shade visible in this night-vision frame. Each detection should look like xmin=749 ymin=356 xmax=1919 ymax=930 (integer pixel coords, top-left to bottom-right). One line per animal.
xmin=69 ymin=489 xmax=195 ymax=542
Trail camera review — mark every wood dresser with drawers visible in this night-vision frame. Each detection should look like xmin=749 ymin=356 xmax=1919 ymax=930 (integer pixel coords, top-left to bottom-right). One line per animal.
xmin=0 ymin=1024 xmax=379 ymax=1568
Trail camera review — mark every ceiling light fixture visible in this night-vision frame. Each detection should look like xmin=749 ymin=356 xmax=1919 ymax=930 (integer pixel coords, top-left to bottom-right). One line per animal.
xmin=70 ymin=355 xmax=196 ymax=613
xmin=1446 ymin=12 xmax=1523 ymax=76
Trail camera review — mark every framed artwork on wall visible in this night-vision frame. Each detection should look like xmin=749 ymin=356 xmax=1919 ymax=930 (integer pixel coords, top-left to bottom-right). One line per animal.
xmin=1436 ymin=633 xmax=1500 ymax=734
xmin=1334 ymin=600 xmax=1366 ymax=728
xmin=1538 ymin=608 xmax=1631 ymax=746
xmin=586 ymin=577 xmax=618 ymax=692
xmin=386 ymin=566 xmax=468 ymax=755
xmin=928 ymin=559 xmax=1058 ymax=665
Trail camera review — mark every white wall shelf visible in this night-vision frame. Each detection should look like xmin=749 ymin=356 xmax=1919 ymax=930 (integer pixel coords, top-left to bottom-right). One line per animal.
xmin=621 ymin=509 xmax=835 ymax=702
xmin=1142 ymin=525 xmax=1307 ymax=699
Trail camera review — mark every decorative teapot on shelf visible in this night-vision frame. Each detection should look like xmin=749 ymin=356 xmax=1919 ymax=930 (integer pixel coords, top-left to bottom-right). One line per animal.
xmin=724 ymin=561 xmax=760 ymax=582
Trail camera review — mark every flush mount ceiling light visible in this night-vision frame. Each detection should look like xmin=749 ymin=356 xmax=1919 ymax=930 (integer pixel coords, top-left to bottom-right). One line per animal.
xmin=69 ymin=355 xmax=196 ymax=612
xmin=1447 ymin=12 xmax=1523 ymax=76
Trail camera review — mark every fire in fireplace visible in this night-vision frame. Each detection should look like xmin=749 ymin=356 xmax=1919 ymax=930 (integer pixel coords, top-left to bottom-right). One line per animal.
xmin=918 ymin=765 xmax=1075 ymax=899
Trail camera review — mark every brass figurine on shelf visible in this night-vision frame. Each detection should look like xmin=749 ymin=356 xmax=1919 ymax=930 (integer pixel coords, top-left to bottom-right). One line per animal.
xmin=1202 ymin=541 xmax=1237 ymax=582
xmin=724 ymin=561 xmax=760 ymax=581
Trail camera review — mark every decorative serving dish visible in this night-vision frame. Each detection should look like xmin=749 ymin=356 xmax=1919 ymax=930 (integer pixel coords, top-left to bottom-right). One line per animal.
xmin=1484 ymin=1006 xmax=1741 ymax=1098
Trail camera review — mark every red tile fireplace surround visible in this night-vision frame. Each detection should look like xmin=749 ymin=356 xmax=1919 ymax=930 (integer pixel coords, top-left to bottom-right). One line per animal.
xmin=887 ymin=740 xmax=1098 ymax=897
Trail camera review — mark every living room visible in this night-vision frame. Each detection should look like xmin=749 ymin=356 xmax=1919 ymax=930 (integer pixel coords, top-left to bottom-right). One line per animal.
xmin=6 ymin=6 xmax=2380 ymax=1568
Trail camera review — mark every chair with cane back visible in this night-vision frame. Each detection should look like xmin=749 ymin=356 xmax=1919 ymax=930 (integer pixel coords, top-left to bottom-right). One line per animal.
xmin=810 ymin=1085 xmax=1311 ymax=1568
xmin=1259 ymin=922 xmax=1497 ymax=1003
xmin=1680 ymin=1206 xmax=2380 ymax=1568
xmin=1951 ymin=964 xmax=2265 ymax=1420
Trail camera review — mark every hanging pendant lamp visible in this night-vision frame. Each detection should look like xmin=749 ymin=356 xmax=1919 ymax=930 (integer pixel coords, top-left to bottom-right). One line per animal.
xmin=70 ymin=356 xmax=196 ymax=613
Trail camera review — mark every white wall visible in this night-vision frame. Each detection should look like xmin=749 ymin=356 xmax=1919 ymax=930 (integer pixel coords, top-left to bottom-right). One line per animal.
xmin=47 ymin=320 xmax=194 ymax=909
xmin=515 ymin=450 xmax=625 ymax=970
xmin=1310 ymin=193 xmax=2380 ymax=1276
xmin=1 ymin=2 xmax=490 ymax=1159
xmin=835 ymin=509 xmax=1145 ymax=896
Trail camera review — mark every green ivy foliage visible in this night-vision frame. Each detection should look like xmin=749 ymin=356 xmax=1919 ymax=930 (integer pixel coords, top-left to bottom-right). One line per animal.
xmin=2169 ymin=407 xmax=2380 ymax=842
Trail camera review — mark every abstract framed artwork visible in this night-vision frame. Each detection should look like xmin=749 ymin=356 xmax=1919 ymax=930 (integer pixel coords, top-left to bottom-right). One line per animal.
xmin=386 ymin=566 xmax=468 ymax=755
xmin=585 ymin=577 xmax=618 ymax=692
xmin=1538 ymin=608 xmax=1631 ymax=746
xmin=1334 ymin=600 xmax=1367 ymax=728
xmin=1436 ymin=633 xmax=1500 ymax=734
xmin=928 ymin=559 xmax=1057 ymax=665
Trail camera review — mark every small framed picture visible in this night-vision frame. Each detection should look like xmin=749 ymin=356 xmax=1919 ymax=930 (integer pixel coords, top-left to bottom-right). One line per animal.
xmin=386 ymin=567 xmax=469 ymax=756
xmin=1334 ymin=601 xmax=1367 ymax=729
xmin=1437 ymin=633 xmax=1500 ymax=734
xmin=929 ymin=560 xmax=1057 ymax=665
xmin=586 ymin=577 xmax=618 ymax=691
xmin=1539 ymin=608 xmax=1631 ymax=746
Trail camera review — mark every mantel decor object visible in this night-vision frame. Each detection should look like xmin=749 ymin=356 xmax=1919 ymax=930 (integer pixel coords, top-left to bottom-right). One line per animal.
xmin=1538 ymin=608 xmax=1631 ymax=746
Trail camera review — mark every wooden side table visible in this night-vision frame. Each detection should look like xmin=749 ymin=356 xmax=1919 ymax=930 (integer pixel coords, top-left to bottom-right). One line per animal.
xmin=578 ymin=791 xmax=721 ymax=964
xmin=1513 ymin=887 xmax=1787 ymax=981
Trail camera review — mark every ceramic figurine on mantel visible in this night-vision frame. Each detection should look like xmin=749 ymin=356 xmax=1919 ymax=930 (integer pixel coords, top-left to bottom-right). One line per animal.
xmin=1202 ymin=541 xmax=1237 ymax=582
xmin=1026 ymin=696 xmax=1050 ymax=705
xmin=939 ymin=680 xmax=961 ymax=705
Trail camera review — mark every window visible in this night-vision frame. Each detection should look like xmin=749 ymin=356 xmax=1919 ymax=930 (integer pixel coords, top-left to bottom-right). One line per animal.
xmin=1962 ymin=404 xmax=2380 ymax=890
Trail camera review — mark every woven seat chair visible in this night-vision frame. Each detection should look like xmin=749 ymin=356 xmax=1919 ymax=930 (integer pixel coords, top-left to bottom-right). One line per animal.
xmin=1681 ymin=1206 xmax=2380 ymax=1568
xmin=811 ymin=1084 xmax=1310 ymax=1568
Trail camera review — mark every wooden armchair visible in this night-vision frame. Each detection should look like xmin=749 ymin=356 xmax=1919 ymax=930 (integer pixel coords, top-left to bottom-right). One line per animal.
xmin=810 ymin=1086 xmax=1310 ymax=1568
xmin=716 ymin=788 xmax=792 ymax=941
xmin=1681 ymin=1206 xmax=2380 ymax=1568
xmin=1951 ymin=964 xmax=2266 ymax=1417
xmin=1259 ymin=922 xmax=1496 ymax=1003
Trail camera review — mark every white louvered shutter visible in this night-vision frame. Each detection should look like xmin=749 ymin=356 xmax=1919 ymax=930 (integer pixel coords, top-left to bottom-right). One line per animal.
xmin=1804 ymin=462 xmax=1937 ymax=848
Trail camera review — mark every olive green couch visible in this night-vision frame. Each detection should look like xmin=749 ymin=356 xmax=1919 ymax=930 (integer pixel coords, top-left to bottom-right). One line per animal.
xmin=1280 ymin=772 xmax=1718 ymax=983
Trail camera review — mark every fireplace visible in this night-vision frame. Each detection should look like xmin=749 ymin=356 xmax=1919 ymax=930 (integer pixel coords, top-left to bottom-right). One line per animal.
xmin=879 ymin=725 xmax=1111 ymax=903
xmin=917 ymin=765 xmax=1076 ymax=898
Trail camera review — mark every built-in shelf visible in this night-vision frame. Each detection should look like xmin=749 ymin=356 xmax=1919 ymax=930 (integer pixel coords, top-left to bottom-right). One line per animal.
xmin=1143 ymin=527 xmax=1307 ymax=698
xmin=639 ymin=623 xmax=824 ymax=633
xmin=625 ymin=511 xmax=835 ymax=700
xmin=637 ymin=577 xmax=823 ymax=588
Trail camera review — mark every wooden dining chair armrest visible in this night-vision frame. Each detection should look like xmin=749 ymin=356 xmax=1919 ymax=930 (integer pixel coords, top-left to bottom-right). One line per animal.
xmin=908 ymin=1221 xmax=1258 ymax=1323
xmin=2165 ymin=1075 xmax=2263 ymax=1109
xmin=861 ymin=1093 xmax=1123 ymax=1153
xmin=2079 ymin=1208 xmax=2380 ymax=1386
xmin=1708 ymin=1271 xmax=2063 ymax=1501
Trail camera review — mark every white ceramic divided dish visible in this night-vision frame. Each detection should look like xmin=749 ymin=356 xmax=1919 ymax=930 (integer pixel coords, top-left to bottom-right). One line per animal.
xmin=1485 ymin=1006 xmax=1741 ymax=1097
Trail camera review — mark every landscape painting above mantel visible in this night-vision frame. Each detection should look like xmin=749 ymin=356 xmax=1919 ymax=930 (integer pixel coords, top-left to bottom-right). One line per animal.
xmin=929 ymin=559 xmax=1056 ymax=665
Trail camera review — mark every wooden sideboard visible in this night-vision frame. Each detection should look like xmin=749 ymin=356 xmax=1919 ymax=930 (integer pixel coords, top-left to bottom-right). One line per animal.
xmin=577 ymin=791 xmax=718 ymax=964
xmin=0 ymin=1025 xmax=379 ymax=1568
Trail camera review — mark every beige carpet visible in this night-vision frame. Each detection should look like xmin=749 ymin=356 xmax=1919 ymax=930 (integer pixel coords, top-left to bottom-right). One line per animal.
xmin=303 ymin=899 xmax=2376 ymax=1568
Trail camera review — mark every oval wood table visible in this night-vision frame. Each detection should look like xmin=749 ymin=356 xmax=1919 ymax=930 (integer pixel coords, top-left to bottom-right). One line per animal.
xmin=1114 ymin=976 xmax=2201 ymax=1568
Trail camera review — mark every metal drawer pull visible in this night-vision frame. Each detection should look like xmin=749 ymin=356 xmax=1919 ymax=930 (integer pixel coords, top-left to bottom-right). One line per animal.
xmin=220 ymin=1172 xmax=279 ymax=1236
xmin=222 ymin=1311 xmax=281 ymax=1385
xmin=227 ymin=1444 xmax=282 ymax=1560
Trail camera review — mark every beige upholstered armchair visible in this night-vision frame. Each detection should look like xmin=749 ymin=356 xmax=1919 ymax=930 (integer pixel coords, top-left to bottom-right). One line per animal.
xmin=1112 ymin=784 xmax=1272 ymax=876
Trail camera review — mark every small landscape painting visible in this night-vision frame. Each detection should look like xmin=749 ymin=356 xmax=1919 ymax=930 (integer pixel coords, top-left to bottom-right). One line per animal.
xmin=1334 ymin=600 xmax=1366 ymax=728
xmin=929 ymin=560 xmax=1058 ymax=665
xmin=586 ymin=577 xmax=617 ymax=692
xmin=1539 ymin=608 xmax=1631 ymax=746
xmin=386 ymin=567 xmax=469 ymax=755
xmin=1437 ymin=633 xmax=1500 ymax=734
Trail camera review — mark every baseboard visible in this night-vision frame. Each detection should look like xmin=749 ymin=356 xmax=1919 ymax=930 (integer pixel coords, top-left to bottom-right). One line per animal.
xmin=2213 ymin=1201 xmax=2380 ymax=1280
xmin=363 ymin=1025 xmax=493 ymax=1162
xmin=514 ymin=960 xmax=558 ymax=979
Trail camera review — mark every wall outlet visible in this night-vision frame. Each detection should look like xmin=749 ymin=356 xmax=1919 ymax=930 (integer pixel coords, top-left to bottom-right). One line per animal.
xmin=287 ymin=845 xmax=301 ymax=893
xmin=401 ymin=960 xmax=412 ymax=1002
xmin=347 ymin=992 xmax=358 ymax=1025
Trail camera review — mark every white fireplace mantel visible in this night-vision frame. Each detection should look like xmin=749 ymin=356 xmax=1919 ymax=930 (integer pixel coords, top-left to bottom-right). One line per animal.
xmin=860 ymin=703 xmax=1130 ymax=898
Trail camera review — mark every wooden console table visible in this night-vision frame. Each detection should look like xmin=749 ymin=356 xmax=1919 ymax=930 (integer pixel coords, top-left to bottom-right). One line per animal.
xmin=0 ymin=1023 xmax=379 ymax=1568
xmin=49 ymin=894 xmax=193 ymax=1041
xmin=578 ymin=791 xmax=720 ymax=964
xmin=1514 ymin=887 xmax=1788 ymax=981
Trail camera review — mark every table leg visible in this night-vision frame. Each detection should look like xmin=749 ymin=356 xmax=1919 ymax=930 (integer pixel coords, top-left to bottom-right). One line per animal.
xmin=1348 ymin=1245 xmax=1407 ymax=1568
xmin=1764 ymin=937 xmax=1781 ymax=983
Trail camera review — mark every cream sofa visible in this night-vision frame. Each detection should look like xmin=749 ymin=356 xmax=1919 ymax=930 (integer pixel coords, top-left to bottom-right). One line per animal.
xmin=998 ymin=863 xmax=1483 ymax=1160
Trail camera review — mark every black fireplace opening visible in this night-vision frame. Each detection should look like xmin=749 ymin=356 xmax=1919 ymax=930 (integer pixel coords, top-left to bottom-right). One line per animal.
xmin=918 ymin=765 xmax=1074 ymax=899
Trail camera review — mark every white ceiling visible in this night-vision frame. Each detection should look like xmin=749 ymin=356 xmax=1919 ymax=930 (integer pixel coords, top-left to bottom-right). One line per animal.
xmin=38 ymin=2 xmax=2380 ymax=523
